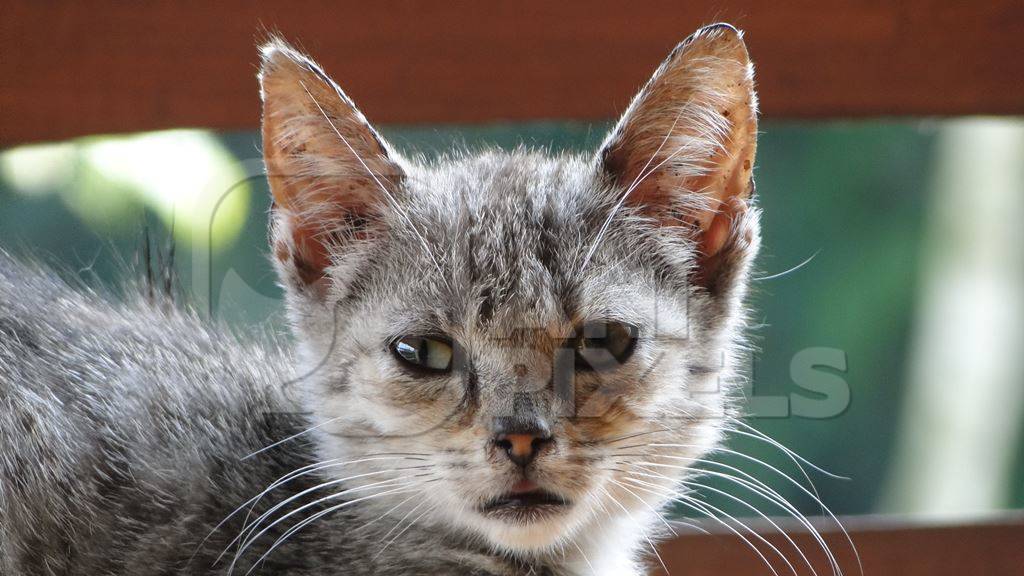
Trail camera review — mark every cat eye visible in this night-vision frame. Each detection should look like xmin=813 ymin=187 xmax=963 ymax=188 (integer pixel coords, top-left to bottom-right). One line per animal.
xmin=390 ymin=336 xmax=454 ymax=373
xmin=574 ymin=321 xmax=638 ymax=371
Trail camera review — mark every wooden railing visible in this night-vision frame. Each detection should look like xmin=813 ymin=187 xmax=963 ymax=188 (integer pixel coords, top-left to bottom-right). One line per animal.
xmin=657 ymin=513 xmax=1024 ymax=575
xmin=2 ymin=1 xmax=1023 ymax=145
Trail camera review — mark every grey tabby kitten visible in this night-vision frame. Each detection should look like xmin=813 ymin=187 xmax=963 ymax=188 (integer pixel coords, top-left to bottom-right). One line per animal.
xmin=0 ymin=23 xmax=758 ymax=576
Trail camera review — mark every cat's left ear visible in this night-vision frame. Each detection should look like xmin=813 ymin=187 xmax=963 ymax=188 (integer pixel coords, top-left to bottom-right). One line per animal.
xmin=599 ymin=24 xmax=758 ymax=274
xmin=259 ymin=38 xmax=405 ymax=289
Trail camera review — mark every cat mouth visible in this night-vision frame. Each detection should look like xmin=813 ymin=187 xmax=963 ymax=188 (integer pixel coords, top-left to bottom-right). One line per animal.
xmin=480 ymin=485 xmax=571 ymax=522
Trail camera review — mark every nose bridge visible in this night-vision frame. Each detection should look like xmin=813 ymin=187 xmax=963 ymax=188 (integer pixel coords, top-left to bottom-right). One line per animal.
xmin=482 ymin=337 xmax=554 ymax=396
xmin=491 ymin=392 xmax=551 ymax=437
xmin=476 ymin=330 xmax=562 ymax=434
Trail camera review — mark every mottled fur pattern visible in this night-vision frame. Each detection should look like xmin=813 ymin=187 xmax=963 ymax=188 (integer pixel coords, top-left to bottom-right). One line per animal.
xmin=1 ymin=24 xmax=760 ymax=575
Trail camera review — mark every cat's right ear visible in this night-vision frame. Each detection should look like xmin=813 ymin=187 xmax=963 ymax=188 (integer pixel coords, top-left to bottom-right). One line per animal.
xmin=598 ymin=24 xmax=758 ymax=289
xmin=259 ymin=38 xmax=404 ymax=291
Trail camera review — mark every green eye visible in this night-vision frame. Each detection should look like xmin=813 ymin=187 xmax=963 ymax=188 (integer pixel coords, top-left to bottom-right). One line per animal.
xmin=390 ymin=336 xmax=454 ymax=373
xmin=574 ymin=321 xmax=638 ymax=371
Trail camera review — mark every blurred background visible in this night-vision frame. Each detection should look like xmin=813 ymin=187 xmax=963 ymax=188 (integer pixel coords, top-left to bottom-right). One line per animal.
xmin=2 ymin=119 xmax=1022 ymax=521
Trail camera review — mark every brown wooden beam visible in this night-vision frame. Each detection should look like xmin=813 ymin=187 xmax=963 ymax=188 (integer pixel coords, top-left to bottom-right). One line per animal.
xmin=2 ymin=1 xmax=1023 ymax=145
xmin=657 ymin=513 xmax=1024 ymax=575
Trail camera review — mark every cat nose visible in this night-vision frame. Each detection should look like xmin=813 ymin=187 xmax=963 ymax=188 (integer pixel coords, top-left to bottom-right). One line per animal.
xmin=491 ymin=417 xmax=553 ymax=468
xmin=494 ymin=433 xmax=553 ymax=468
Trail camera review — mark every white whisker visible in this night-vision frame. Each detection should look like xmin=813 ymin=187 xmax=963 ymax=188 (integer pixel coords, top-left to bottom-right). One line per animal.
xmin=621 ymin=475 xmax=787 ymax=576
xmin=221 ymin=465 xmax=430 ymax=564
xmin=228 ymin=474 xmax=423 ymax=572
xmin=231 ymin=476 xmax=423 ymax=575
xmin=725 ymin=419 xmax=848 ymax=480
xmin=569 ymin=538 xmax=596 ymax=573
xmin=373 ymin=499 xmax=438 ymax=559
xmin=598 ymin=485 xmax=670 ymax=575
xmin=629 ymin=455 xmax=844 ymax=575
xmin=239 ymin=416 xmax=342 ymax=461
xmin=623 ymin=467 xmax=800 ymax=572
xmin=240 ymin=481 xmax=421 ymax=576
xmin=754 ymin=249 xmax=821 ymax=282
xmin=678 ymin=476 xmax=823 ymax=576
xmin=606 ymin=477 xmax=678 ymax=538
xmin=206 ymin=454 xmax=428 ymax=563
xmin=723 ymin=420 xmax=862 ymax=574
xmin=253 ymin=480 xmax=434 ymax=572
xmin=353 ymin=489 xmax=425 ymax=533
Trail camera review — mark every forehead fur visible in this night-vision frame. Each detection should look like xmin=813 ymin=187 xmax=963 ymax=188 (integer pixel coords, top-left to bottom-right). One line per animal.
xmin=347 ymin=148 xmax=691 ymax=331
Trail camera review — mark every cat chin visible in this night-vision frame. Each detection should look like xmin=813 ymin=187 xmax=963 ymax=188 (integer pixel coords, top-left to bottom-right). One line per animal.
xmin=463 ymin=498 xmax=652 ymax=575
xmin=480 ymin=516 xmax=583 ymax=553
xmin=452 ymin=503 xmax=591 ymax=553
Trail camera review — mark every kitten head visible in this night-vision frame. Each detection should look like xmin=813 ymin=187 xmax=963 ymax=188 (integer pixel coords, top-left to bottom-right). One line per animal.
xmin=259 ymin=23 xmax=758 ymax=556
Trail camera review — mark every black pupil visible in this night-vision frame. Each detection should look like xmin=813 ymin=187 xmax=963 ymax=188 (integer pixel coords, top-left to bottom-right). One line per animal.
xmin=393 ymin=337 xmax=450 ymax=372
xmin=575 ymin=322 xmax=636 ymax=371
xmin=395 ymin=339 xmax=424 ymax=364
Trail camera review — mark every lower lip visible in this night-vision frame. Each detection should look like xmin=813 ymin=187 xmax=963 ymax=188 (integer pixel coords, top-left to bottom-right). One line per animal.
xmin=481 ymin=491 xmax=571 ymax=522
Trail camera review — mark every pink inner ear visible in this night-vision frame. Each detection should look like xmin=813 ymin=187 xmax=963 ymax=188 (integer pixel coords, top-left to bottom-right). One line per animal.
xmin=697 ymin=114 xmax=757 ymax=258
xmin=700 ymin=196 xmax=748 ymax=258
xmin=701 ymin=205 xmax=734 ymax=259
xmin=288 ymin=221 xmax=334 ymax=285
xmin=271 ymin=195 xmax=379 ymax=286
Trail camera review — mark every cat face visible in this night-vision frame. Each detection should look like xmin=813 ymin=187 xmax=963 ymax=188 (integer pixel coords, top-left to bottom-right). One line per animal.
xmin=260 ymin=24 xmax=758 ymax=554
